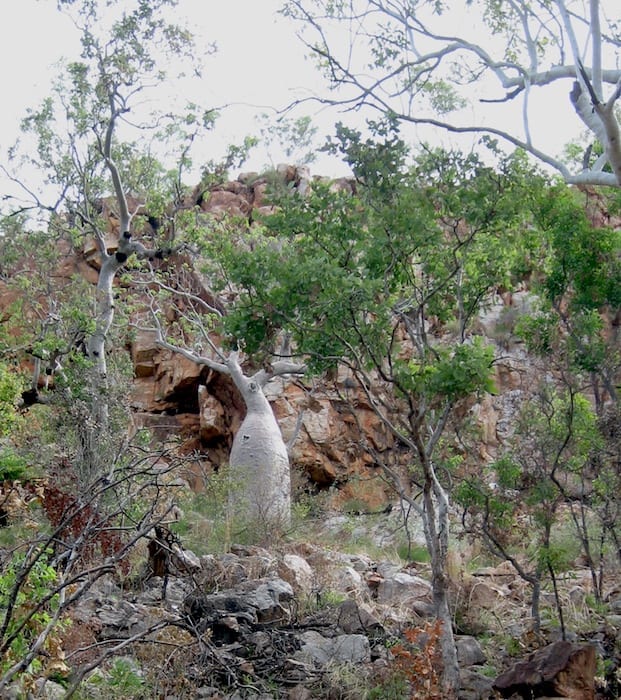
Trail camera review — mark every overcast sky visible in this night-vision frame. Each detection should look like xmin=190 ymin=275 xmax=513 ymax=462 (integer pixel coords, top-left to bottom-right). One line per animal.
xmin=0 ymin=0 xmax=600 ymax=193
xmin=0 ymin=0 xmax=353 ymax=182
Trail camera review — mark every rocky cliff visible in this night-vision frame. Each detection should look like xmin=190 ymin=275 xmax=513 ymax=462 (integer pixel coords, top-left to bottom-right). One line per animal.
xmin=0 ymin=164 xmax=562 ymax=510
xmin=110 ymin=166 xmax=540 ymax=511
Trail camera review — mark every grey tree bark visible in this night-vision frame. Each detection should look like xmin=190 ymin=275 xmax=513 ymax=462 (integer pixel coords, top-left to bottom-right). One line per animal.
xmin=154 ymin=330 xmax=305 ymax=527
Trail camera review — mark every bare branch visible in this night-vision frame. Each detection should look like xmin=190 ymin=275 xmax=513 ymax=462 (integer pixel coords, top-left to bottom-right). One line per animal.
xmin=287 ymin=0 xmax=621 ymax=187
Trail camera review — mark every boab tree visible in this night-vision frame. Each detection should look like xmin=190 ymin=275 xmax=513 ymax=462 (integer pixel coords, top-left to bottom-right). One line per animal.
xmin=284 ymin=0 xmax=621 ymax=187
xmin=149 ymin=280 xmax=306 ymax=530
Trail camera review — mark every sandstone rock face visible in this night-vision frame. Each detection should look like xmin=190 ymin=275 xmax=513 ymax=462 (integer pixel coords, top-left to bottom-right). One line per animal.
xmin=200 ymin=189 xmax=252 ymax=219
xmin=198 ymin=385 xmax=227 ymax=441
xmin=0 ymin=165 xmax=554 ymax=512
xmin=124 ymin=316 xmax=396 ymax=505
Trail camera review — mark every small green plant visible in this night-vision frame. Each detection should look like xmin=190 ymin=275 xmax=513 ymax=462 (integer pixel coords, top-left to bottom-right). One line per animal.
xmin=367 ymin=674 xmax=410 ymax=700
xmin=0 ymin=449 xmax=28 ymax=483
xmin=84 ymin=657 xmax=146 ymax=699
xmin=397 ymin=542 xmax=430 ymax=563
xmin=318 ymin=589 xmax=347 ymax=608
xmin=0 ymin=549 xmax=70 ymax=690
xmin=584 ymin=593 xmax=609 ymax=616
xmin=0 ymin=363 xmax=24 ymax=438
xmin=169 ymin=468 xmax=280 ymax=554
xmin=503 ymin=635 xmax=523 ymax=657
xmin=480 ymin=664 xmax=498 ymax=678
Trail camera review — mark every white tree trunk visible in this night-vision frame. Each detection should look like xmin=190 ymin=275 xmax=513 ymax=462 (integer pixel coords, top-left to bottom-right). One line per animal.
xmin=153 ymin=335 xmax=304 ymax=528
xmin=228 ymin=393 xmax=291 ymax=528
xmin=227 ymin=357 xmax=291 ymax=527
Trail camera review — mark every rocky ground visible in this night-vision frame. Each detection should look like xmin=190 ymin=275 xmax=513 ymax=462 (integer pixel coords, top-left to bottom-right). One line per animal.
xmin=2 ymin=167 xmax=619 ymax=698
xmin=14 ymin=503 xmax=621 ymax=700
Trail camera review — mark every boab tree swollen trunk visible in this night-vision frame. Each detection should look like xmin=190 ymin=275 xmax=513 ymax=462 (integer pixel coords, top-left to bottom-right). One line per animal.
xmin=154 ymin=332 xmax=305 ymax=528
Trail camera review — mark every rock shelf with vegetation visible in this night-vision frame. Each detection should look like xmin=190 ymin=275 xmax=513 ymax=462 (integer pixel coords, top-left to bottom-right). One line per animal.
xmin=0 ymin=1 xmax=620 ymax=698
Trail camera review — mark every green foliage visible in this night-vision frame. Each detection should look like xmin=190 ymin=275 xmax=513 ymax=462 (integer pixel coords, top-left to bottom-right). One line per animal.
xmin=169 ymin=468 xmax=278 ymax=554
xmin=317 ymin=590 xmax=348 ymax=608
xmin=395 ymin=338 xmax=495 ymax=401
xmin=3 ymin=0 xmax=209 ymax=240
xmin=514 ymin=184 xmax=621 ymax=388
xmin=459 ymin=382 xmax=610 ymax=631
xmin=533 ymin=186 xmax=621 ymax=310
xmin=0 ymin=550 xmax=69 ymax=684
xmin=84 ymin=657 xmax=146 ymax=699
xmin=0 ymin=450 xmax=28 ymax=484
xmin=397 ymin=543 xmax=430 ymax=563
xmin=325 ymin=118 xmax=409 ymax=197
xmin=199 ymin=135 xmax=259 ymax=187
xmin=0 ymin=364 xmax=23 ymax=439
xmin=206 ymin=129 xmax=542 ymax=388
xmin=367 ymin=674 xmax=410 ymax=700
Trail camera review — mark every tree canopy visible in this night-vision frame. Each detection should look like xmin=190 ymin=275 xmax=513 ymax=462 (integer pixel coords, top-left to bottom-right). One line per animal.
xmin=283 ymin=0 xmax=621 ymax=186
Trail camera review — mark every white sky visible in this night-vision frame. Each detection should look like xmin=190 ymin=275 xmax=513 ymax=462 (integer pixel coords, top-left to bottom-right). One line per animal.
xmin=0 ymin=0 xmax=603 ymax=195
xmin=0 ymin=0 xmax=352 ymax=184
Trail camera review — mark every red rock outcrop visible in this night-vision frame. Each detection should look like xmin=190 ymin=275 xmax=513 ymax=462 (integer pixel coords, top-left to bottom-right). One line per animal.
xmin=0 ymin=165 xmax=558 ymax=510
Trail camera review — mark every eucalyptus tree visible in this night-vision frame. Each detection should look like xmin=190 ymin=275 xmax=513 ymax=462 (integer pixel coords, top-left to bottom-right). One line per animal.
xmin=2 ymin=0 xmax=210 ymax=481
xmin=283 ymin=0 xmax=621 ymax=187
xmin=202 ymin=123 xmax=542 ymax=696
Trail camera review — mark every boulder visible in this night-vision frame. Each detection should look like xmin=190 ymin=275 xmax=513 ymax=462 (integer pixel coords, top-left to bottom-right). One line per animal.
xmin=130 ymin=329 xmax=159 ymax=377
xmin=198 ymin=386 xmax=227 ymax=441
xmin=468 ymin=580 xmax=510 ymax=608
xmin=279 ymin=554 xmax=314 ymax=594
xmin=201 ymin=189 xmax=251 ymax=219
xmin=295 ymin=630 xmax=371 ymax=665
xmin=457 ymin=635 xmax=487 ymax=666
xmin=376 ymin=571 xmax=432 ymax=604
xmin=33 ymin=679 xmax=68 ymax=700
xmin=183 ymin=576 xmax=294 ymax=641
xmin=337 ymin=599 xmax=384 ymax=636
xmin=330 ymin=564 xmax=365 ymax=595
xmin=459 ymin=668 xmax=496 ymax=700
xmin=493 ymin=640 xmax=596 ymax=699
xmin=296 ymin=453 xmax=337 ymax=486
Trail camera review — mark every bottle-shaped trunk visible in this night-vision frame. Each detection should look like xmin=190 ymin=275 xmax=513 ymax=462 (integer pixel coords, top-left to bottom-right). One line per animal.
xmin=228 ymin=371 xmax=291 ymax=528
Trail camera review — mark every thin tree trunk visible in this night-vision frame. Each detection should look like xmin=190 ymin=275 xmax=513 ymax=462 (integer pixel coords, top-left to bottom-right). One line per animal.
xmin=531 ymin=577 xmax=541 ymax=633
xmin=419 ymin=449 xmax=459 ymax=698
